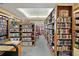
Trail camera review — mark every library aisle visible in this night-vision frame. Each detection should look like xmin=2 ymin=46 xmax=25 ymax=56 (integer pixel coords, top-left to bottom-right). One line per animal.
xmin=1 ymin=3 xmax=79 ymax=56
xmin=22 ymin=35 xmax=51 ymax=56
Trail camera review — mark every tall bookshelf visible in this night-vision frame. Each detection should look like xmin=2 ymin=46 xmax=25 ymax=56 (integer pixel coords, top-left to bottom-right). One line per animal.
xmin=74 ymin=12 xmax=79 ymax=49
xmin=21 ymin=23 xmax=35 ymax=46
xmin=44 ymin=5 xmax=74 ymax=56
xmin=44 ymin=9 xmax=56 ymax=55
xmin=0 ymin=15 xmax=8 ymax=43
xmin=73 ymin=4 xmax=79 ymax=50
xmin=56 ymin=5 xmax=73 ymax=56
xmin=9 ymin=19 xmax=21 ymax=41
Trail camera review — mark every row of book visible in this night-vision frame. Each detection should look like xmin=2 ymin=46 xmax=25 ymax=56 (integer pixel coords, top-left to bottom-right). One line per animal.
xmin=57 ymin=29 xmax=71 ymax=34
xmin=47 ymin=24 xmax=54 ymax=29
xmin=52 ymin=10 xmax=55 ymax=17
xmin=57 ymin=40 xmax=71 ymax=46
xmin=75 ymin=38 xmax=79 ymax=42
xmin=48 ymin=30 xmax=54 ymax=35
xmin=0 ymin=29 xmax=6 ymax=36
xmin=57 ymin=17 xmax=71 ymax=22
xmin=0 ymin=19 xmax=6 ymax=24
xmin=22 ymin=33 xmax=31 ymax=36
xmin=22 ymin=29 xmax=32 ymax=32
xmin=76 ymin=33 xmax=79 ymax=36
xmin=22 ymin=38 xmax=32 ymax=41
xmin=10 ymin=29 xmax=19 ymax=32
xmin=10 ymin=38 xmax=20 ymax=41
xmin=57 ymin=46 xmax=71 ymax=51
xmin=57 ymin=51 xmax=71 ymax=56
xmin=10 ymin=33 xmax=32 ymax=37
xmin=57 ymin=23 xmax=71 ymax=28
xmin=58 ymin=35 xmax=71 ymax=39
xmin=76 ymin=26 xmax=79 ymax=30
xmin=10 ymin=33 xmax=19 ymax=37
xmin=76 ymin=20 xmax=79 ymax=24
xmin=75 ymin=44 xmax=79 ymax=49
xmin=22 ymin=25 xmax=32 ymax=28
xmin=75 ymin=13 xmax=79 ymax=18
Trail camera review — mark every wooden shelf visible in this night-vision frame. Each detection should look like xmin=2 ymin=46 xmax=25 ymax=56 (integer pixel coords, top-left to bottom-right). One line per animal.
xmin=58 ymin=27 xmax=71 ymax=29
xmin=10 ymin=36 xmax=20 ymax=38
xmin=75 ymin=42 xmax=79 ymax=44
xmin=57 ymin=22 xmax=71 ymax=24
xmin=22 ymin=32 xmax=32 ymax=33
xmin=44 ymin=5 xmax=73 ymax=56
xmin=10 ymin=32 xmax=20 ymax=33
xmin=21 ymin=24 xmax=35 ymax=46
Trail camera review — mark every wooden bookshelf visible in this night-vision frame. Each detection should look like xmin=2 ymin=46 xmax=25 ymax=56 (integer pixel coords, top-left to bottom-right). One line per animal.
xmin=0 ymin=8 xmax=22 ymax=56
xmin=21 ymin=23 xmax=35 ymax=46
xmin=56 ymin=5 xmax=73 ymax=56
xmin=44 ymin=5 xmax=74 ymax=56
xmin=0 ymin=15 xmax=9 ymax=43
xmin=73 ymin=9 xmax=79 ymax=49
xmin=44 ymin=8 xmax=56 ymax=55
xmin=9 ymin=19 xmax=21 ymax=41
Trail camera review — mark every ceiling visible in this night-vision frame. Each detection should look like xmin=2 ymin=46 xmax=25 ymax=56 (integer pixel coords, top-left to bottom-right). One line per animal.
xmin=0 ymin=3 xmax=56 ymax=20
xmin=18 ymin=8 xmax=53 ymax=18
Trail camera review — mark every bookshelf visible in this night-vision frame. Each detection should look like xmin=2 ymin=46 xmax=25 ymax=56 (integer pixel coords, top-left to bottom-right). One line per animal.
xmin=44 ymin=9 xmax=56 ymax=55
xmin=9 ymin=19 xmax=21 ymax=41
xmin=57 ymin=17 xmax=72 ymax=56
xmin=21 ymin=23 xmax=35 ymax=46
xmin=44 ymin=5 xmax=74 ymax=56
xmin=74 ymin=12 xmax=79 ymax=49
xmin=0 ymin=15 xmax=8 ymax=43
xmin=56 ymin=5 xmax=73 ymax=56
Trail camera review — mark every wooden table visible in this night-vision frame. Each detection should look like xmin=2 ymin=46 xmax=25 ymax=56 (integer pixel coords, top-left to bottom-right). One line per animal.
xmin=0 ymin=41 xmax=22 ymax=56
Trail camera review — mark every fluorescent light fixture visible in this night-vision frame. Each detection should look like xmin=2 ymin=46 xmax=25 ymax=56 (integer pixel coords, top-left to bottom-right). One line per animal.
xmin=17 ymin=8 xmax=53 ymax=18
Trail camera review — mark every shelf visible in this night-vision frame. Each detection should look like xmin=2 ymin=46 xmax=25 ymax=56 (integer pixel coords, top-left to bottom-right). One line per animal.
xmin=57 ymin=22 xmax=71 ymax=23
xmin=57 ymin=50 xmax=71 ymax=52
xmin=57 ymin=34 xmax=71 ymax=35
xmin=47 ymin=28 xmax=54 ymax=30
xmin=76 ymin=36 xmax=79 ymax=38
xmin=75 ymin=42 xmax=79 ymax=44
xmin=22 ymin=36 xmax=31 ymax=38
xmin=10 ymin=32 xmax=20 ymax=33
xmin=75 ymin=17 xmax=79 ymax=19
xmin=22 ymin=32 xmax=32 ymax=33
xmin=57 ymin=45 xmax=71 ymax=46
xmin=76 ymin=24 xmax=79 ymax=26
xmin=76 ymin=30 xmax=79 ymax=32
xmin=57 ymin=28 xmax=71 ymax=29
xmin=0 ymin=35 xmax=6 ymax=37
xmin=58 ymin=39 xmax=72 ymax=40
xmin=10 ymin=36 xmax=20 ymax=38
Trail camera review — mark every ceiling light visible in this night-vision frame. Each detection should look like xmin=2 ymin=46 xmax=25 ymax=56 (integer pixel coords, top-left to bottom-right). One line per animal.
xmin=17 ymin=8 xmax=53 ymax=18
